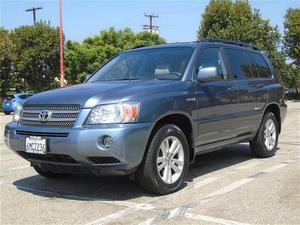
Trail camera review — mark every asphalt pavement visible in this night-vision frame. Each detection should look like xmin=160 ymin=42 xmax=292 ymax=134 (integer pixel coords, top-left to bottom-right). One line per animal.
xmin=1 ymin=101 xmax=299 ymax=225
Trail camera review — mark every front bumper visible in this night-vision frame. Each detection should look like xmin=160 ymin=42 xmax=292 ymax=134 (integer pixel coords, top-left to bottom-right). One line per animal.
xmin=4 ymin=121 xmax=153 ymax=175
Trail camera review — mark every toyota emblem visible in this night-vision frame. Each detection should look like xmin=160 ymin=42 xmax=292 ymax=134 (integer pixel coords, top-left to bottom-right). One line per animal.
xmin=39 ymin=110 xmax=51 ymax=122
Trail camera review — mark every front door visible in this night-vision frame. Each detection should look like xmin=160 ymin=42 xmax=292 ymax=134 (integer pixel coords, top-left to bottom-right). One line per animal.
xmin=193 ymin=47 xmax=239 ymax=146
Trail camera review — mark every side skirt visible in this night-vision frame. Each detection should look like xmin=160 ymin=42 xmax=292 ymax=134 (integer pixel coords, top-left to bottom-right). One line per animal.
xmin=194 ymin=134 xmax=255 ymax=156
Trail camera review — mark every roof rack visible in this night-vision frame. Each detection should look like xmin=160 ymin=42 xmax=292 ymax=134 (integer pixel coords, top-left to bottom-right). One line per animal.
xmin=200 ymin=38 xmax=261 ymax=51
xmin=131 ymin=45 xmax=148 ymax=49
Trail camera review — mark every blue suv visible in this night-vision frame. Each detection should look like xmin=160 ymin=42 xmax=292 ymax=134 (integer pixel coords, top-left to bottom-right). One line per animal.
xmin=4 ymin=39 xmax=287 ymax=194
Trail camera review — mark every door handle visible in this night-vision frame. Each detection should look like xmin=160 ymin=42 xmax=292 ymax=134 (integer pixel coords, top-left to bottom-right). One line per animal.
xmin=256 ymin=83 xmax=265 ymax=88
xmin=227 ymin=87 xmax=237 ymax=92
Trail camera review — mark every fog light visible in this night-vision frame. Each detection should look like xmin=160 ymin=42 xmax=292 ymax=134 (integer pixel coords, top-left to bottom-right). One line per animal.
xmin=103 ymin=136 xmax=113 ymax=148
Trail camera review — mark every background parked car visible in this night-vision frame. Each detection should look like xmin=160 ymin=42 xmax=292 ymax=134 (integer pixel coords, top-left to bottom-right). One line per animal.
xmin=2 ymin=93 xmax=34 ymax=115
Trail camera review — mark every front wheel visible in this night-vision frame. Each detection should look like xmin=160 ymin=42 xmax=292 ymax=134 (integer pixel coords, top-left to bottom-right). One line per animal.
xmin=136 ymin=124 xmax=189 ymax=195
xmin=4 ymin=112 xmax=11 ymax=115
xmin=250 ymin=112 xmax=279 ymax=158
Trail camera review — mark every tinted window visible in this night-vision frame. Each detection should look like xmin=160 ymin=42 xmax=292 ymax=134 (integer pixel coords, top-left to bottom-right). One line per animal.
xmin=195 ymin=47 xmax=228 ymax=80
xmin=18 ymin=95 xmax=29 ymax=100
xmin=225 ymin=48 xmax=252 ymax=79
xmin=4 ymin=95 xmax=14 ymax=101
xmin=88 ymin=47 xmax=194 ymax=82
xmin=248 ymin=52 xmax=272 ymax=78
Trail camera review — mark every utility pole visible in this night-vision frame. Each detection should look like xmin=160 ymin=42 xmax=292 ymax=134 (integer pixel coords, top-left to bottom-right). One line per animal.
xmin=59 ymin=0 xmax=64 ymax=87
xmin=25 ymin=7 xmax=42 ymax=24
xmin=143 ymin=13 xmax=159 ymax=34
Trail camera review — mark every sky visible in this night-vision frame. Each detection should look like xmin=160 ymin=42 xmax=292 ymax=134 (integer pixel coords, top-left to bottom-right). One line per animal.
xmin=1 ymin=0 xmax=300 ymax=43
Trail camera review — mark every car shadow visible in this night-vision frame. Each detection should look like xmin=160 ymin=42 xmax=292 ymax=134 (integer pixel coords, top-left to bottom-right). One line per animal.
xmin=13 ymin=143 xmax=255 ymax=201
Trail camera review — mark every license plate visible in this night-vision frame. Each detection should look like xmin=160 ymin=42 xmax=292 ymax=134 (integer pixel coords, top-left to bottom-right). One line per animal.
xmin=25 ymin=136 xmax=47 ymax=154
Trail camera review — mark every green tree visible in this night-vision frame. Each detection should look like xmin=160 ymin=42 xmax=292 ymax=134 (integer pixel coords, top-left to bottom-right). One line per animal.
xmin=283 ymin=8 xmax=300 ymax=66
xmin=10 ymin=22 xmax=61 ymax=92
xmin=283 ymin=8 xmax=300 ymax=93
xmin=65 ymin=28 xmax=165 ymax=84
xmin=197 ymin=0 xmax=288 ymax=85
xmin=0 ymin=28 xmax=15 ymax=98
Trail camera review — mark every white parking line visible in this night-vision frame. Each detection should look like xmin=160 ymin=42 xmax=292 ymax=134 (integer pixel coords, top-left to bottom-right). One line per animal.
xmin=262 ymin=163 xmax=287 ymax=173
xmin=135 ymin=159 xmax=295 ymax=225
xmin=87 ymin=208 xmax=138 ymax=225
xmin=192 ymin=161 xmax=290 ymax=205
xmin=199 ymin=177 xmax=254 ymax=203
xmin=86 ymin=204 xmax=156 ymax=225
xmin=154 ymin=160 xmax=261 ymax=201
xmin=138 ymin=217 xmax=156 ymax=225
xmin=184 ymin=212 xmax=250 ymax=225
xmin=86 ymin=159 xmax=263 ymax=225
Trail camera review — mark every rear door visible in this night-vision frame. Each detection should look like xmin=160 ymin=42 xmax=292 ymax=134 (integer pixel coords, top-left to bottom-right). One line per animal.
xmin=247 ymin=50 xmax=273 ymax=108
xmin=193 ymin=47 xmax=240 ymax=146
xmin=223 ymin=48 xmax=262 ymax=136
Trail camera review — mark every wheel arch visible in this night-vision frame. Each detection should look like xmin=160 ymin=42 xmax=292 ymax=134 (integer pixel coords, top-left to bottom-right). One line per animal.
xmin=263 ymin=103 xmax=281 ymax=133
xmin=145 ymin=112 xmax=195 ymax=163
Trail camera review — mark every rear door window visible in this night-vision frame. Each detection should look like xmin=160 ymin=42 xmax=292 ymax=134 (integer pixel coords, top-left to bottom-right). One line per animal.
xmin=224 ymin=48 xmax=252 ymax=79
xmin=248 ymin=51 xmax=272 ymax=78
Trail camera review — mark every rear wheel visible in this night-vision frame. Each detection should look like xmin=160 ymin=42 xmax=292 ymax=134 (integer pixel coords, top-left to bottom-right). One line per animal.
xmin=250 ymin=112 xmax=279 ymax=158
xmin=136 ymin=124 xmax=189 ymax=195
xmin=34 ymin=166 xmax=70 ymax=179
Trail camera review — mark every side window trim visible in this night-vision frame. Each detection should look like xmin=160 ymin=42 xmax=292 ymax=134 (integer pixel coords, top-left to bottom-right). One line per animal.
xmin=220 ymin=47 xmax=234 ymax=80
xmin=192 ymin=46 xmax=231 ymax=81
xmin=261 ymin=53 xmax=274 ymax=78
xmin=243 ymin=50 xmax=256 ymax=78
xmin=245 ymin=50 xmax=260 ymax=78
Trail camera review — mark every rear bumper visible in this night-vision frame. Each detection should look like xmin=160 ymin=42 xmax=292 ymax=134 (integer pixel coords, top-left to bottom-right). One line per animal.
xmin=4 ymin=121 xmax=153 ymax=175
xmin=280 ymin=99 xmax=287 ymax=123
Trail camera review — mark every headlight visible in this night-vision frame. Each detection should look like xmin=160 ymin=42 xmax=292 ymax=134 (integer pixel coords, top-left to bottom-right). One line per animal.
xmin=86 ymin=102 xmax=140 ymax=124
xmin=13 ymin=104 xmax=22 ymax=122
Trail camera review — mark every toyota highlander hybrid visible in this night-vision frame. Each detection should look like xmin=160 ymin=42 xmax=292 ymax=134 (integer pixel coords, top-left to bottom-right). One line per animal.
xmin=4 ymin=38 xmax=287 ymax=194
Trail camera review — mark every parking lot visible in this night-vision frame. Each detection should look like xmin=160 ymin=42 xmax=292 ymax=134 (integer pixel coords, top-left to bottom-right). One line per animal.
xmin=0 ymin=101 xmax=299 ymax=225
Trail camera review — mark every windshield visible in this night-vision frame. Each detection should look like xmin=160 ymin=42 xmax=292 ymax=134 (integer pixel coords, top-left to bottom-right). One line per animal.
xmin=88 ymin=47 xmax=194 ymax=82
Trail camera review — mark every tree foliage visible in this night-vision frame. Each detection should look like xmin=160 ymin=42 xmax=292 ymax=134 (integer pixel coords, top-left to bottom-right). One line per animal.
xmin=283 ymin=8 xmax=300 ymax=92
xmin=0 ymin=28 xmax=15 ymax=97
xmin=197 ymin=0 xmax=292 ymax=88
xmin=10 ymin=22 xmax=61 ymax=93
xmin=283 ymin=8 xmax=300 ymax=66
xmin=65 ymin=28 xmax=166 ymax=84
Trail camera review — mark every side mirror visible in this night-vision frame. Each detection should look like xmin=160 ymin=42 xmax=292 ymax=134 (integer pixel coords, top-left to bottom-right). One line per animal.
xmin=197 ymin=66 xmax=219 ymax=83
xmin=84 ymin=73 xmax=92 ymax=82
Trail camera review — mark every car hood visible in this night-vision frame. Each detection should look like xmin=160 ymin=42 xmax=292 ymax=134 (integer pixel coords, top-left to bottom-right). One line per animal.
xmin=23 ymin=80 xmax=188 ymax=108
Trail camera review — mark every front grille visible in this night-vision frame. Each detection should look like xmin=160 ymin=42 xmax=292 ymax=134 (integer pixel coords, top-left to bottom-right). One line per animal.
xmin=16 ymin=130 xmax=69 ymax=137
xmin=88 ymin=157 xmax=121 ymax=164
xmin=24 ymin=105 xmax=80 ymax=111
xmin=18 ymin=151 xmax=78 ymax=164
xmin=20 ymin=105 xmax=80 ymax=127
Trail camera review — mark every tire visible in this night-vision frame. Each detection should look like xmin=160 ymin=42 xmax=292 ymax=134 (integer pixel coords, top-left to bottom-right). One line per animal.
xmin=136 ymin=124 xmax=189 ymax=195
xmin=34 ymin=166 xmax=70 ymax=179
xmin=250 ymin=112 xmax=279 ymax=158
xmin=4 ymin=112 xmax=10 ymax=115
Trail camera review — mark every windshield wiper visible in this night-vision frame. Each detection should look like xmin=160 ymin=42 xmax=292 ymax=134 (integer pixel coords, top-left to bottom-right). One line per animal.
xmin=114 ymin=78 xmax=140 ymax=81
